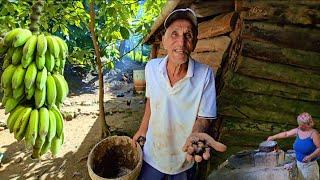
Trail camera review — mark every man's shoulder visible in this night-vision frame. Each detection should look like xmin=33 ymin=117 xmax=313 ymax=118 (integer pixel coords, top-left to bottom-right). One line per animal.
xmin=146 ymin=57 xmax=165 ymax=69
xmin=192 ymin=59 xmax=213 ymax=74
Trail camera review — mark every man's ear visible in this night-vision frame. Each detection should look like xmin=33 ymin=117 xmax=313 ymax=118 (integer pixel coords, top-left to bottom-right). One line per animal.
xmin=162 ymin=34 xmax=167 ymax=50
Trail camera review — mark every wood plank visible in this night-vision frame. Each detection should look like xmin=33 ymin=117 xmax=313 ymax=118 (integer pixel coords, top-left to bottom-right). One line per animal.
xmin=242 ymin=39 xmax=320 ymax=70
xmin=223 ymin=71 xmax=320 ymax=102
xmin=194 ymin=36 xmax=231 ymax=53
xmin=222 ymin=116 xmax=296 ymax=134
xmin=198 ymin=12 xmax=238 ymax=39
xmin=191 ymin=51 xmax=224 ymax=68
xmin=219 ymin=89 xmax=320 ymax=119
xmin=243 ymin=21 xmax=320 ymax=53
xmin=236 ymin=56 xmax=320 ymax=90
xmin=241 ymin=0 xmax=320 ymax=25
xmin=190 ymin=0 xmax=234 ymax=18
xmin=218 ymin=103 xmax=298 ymax=125
xmin=220 ymin=131 xmax=294 ymax=150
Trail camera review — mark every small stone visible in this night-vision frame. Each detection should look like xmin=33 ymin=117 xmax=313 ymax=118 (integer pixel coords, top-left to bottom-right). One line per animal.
xmin=63 ymin=101 xmax=71 ymax=106
xmin=65 ymin=114 xmax=73 ymax=121
xmin=81 ymin=101 xmax=92 ymax=106
xmin=14 ymin=157 xmax=23 ymax=163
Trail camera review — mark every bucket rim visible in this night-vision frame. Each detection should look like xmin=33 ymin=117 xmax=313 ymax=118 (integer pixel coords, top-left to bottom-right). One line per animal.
xmin=87 ymin=135 xmax=143 ymax=180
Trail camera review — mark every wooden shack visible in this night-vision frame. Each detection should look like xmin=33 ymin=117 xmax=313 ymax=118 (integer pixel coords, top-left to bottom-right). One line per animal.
xmin=143 ymin=0 xmax=320 ymax=177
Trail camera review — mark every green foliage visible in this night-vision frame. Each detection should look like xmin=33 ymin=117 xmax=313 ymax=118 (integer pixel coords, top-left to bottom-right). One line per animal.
xmin=127 ymin=51 xmax=148 ymax=63
xmin=0 ymin=0 xmax=166 ymax=71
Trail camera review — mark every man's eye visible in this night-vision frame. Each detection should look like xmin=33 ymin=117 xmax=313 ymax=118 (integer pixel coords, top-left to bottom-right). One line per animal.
xmin=171 ymin=31 xmax=178 ymax=37
xmin=185 ymin=33 xmax=193 ymax=39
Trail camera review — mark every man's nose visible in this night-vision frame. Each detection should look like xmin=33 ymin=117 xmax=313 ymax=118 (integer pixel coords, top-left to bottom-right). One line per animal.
xmin=176 ymin=35 xmax=187 ymax=46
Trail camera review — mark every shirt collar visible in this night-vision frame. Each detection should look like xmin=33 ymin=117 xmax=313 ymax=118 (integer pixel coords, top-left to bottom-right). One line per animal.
xmin=158 ymin=55 xmax=194 ymax=78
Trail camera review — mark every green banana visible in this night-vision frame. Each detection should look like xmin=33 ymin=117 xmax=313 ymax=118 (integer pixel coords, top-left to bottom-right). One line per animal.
xmin=54 ymin=36 xmax=67 ymax=59
xmin=21 ymin=54 xmax=33 ymax=68
xmin=4 ymin=28 xmax=23 ymax=46
xmin=52 ymin=74 xmax=67 ymax=103
xmin=50 ymin=135 xmax=62 ymax=156
xmin=46 ymin=74 xmax=57 ymax=106
xmin=35 ymin=85 xmax=46 ymax=108
xmin=5 ymin=97 xmax=20 ymax=114
xmin=4 ymin=86 xmax=13 ymax=97
xmin=46 ymin=36 xmax=60 ymax=58
xmin=1 ymin=95 xmax=9 ymax=107
xmin=15 ymin=107 xmax=32 ymax=141
xmin=35 ymin=67 xmax=47 ymax=90
xmin=25 ymin=109 xmax=39 ymax=147
xmin=13 ymin=107 xmax=32 ymax=138
xmin=7 ymin=105 xmax=25 ymax=133
xmin=51 ymin=105 xmax=63 ymax=138
xmin=32 ymin=136 xmax=45 ymax=159
xmin=37 ymin=34 xmax=47 ymax=56
xmin=11 ymin=47 xmax=23 ymax=65
xmin=12 ymin=84 xmax=24 ymax=100
xmin=26 ymin=85 xmax=36 ymax=100
xmin=45 ymin=50 xmax=55 ymax=72
xmin=0 ymin=38 xmax=9 ymax=55
xmin=40 ymin=139 xmax=51 ymax=156
xmin=24 ymin=62 xmax=38 ymax=89
xmin=11 ymin=64 xmax=26 ymax=89
xmin=47 ymin=110 xmax=57 ymax=142
xmin=2 ymin=57 xmax=11 ymax=70
xmin=22 ymin=35 xmax=37 ymax=62
xmin=13 ymin=29 xmax=32 ymax=47
xmin=36 ymin=53 xmax=45 ymax=70
xmin=39 ymin=107 xmax=49 ymax=138
xmin=3 ymin=47 xmax=15 ymax=64
xmin=1 ymin=64 xmax=17 ymax=88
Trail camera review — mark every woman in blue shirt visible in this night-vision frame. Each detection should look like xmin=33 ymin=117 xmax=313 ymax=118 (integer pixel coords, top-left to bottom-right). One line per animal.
xmin=268 ymin=112 xmax=320 ymax=180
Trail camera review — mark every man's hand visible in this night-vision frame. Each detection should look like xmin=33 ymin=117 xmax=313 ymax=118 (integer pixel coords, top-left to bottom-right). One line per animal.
xmin=183 ymin=133 xmax=227 ymax=163
xmin=132 ymin=130 xmax=146 ymax=148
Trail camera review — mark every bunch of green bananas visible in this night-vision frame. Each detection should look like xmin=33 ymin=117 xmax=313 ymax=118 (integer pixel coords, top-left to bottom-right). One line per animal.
xmin=0 ymin=28 xmax=69 ymax=158
xmin=6 ymin=105 xmax=64 ymax=158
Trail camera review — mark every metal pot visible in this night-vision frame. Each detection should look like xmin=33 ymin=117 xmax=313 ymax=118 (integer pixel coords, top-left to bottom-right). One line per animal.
xmin=259 ymin=140 xmax=278 ymax=152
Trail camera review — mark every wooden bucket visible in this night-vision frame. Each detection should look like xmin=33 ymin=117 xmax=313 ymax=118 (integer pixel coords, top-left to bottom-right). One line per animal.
xmin=133 ymin=70 xmax=146 ymax=94
xmin=87 ymin=136 xmax=142 ymax=180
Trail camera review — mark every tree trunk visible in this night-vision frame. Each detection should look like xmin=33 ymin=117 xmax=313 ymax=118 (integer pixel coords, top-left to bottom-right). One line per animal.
xmin=89 ymin=0 xmax=110 ymax=138
xmin=236 ymin=56 xmax=320 ymax=90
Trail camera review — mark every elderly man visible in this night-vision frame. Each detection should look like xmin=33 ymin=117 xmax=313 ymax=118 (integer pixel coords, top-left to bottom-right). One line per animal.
xmin=133 ymin=8 xmax=226 ymax=180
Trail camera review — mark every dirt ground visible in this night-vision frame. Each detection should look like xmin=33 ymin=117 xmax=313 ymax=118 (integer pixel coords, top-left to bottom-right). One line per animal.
xmin=0 ymin=80 xmax=145 ymax=179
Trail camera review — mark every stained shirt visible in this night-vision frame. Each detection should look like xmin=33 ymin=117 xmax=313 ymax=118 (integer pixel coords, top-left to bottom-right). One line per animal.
xmin=143 ymin=56 xmax=217 ymax=174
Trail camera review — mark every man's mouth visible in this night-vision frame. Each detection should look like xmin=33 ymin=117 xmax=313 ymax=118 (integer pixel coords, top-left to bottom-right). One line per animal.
xmin=174 ymin=49 xmax=187 ymax=54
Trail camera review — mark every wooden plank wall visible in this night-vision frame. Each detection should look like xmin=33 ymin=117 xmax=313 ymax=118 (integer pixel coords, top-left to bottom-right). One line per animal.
xmin=216 ymin=0 xmax=320 ymax=169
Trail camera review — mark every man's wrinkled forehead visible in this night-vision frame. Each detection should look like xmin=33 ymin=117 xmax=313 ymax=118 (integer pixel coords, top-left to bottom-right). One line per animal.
xmin=166 ymin=19 xmax=194 ymax=31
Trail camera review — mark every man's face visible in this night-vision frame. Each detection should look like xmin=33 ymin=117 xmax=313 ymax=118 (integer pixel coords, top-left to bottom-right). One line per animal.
xmin=162 ymin=19 xmax=197 ymax=65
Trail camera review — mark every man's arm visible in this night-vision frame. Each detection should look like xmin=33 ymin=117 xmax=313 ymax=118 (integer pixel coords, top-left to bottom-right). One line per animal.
xmin=192 ymin=117 xmax=211 ymax=133
xmin=132 ymin=98 xmax=151 ymax=146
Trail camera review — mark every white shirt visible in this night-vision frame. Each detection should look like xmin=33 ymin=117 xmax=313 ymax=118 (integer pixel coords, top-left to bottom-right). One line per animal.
xmin=143 ymin=56 xmax=217 ymax=175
